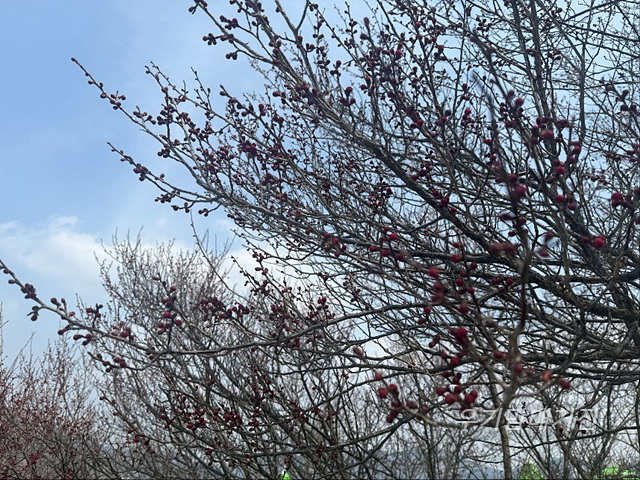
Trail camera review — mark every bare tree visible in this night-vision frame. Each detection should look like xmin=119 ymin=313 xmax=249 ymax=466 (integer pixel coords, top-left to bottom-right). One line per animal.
xmin=82 ymin=237 xmax=462 ymax=479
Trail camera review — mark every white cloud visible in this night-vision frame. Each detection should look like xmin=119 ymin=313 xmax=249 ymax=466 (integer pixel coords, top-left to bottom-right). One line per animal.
xmin=0 ymin=216 xmax=107 ymax=362
xmin=0 ymin=215 xmax=105 ymax=295
xmin=0 ymin=215 xmax=213 ymax=361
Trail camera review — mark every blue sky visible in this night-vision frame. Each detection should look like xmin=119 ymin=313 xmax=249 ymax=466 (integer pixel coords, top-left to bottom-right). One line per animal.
xmin=0 ymin=0 xmax=258 ymax=360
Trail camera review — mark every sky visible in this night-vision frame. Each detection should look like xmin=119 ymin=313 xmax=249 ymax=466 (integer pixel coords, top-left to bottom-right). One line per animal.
xmin=0 ymin=0 xmax=262 ymax=361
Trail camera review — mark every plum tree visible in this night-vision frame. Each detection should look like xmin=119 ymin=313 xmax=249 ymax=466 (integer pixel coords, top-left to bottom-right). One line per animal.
xmin=0 ymin=334 xmax=114 ymax=479
xmin=3 ymin=0 xmax=640 ymax=477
